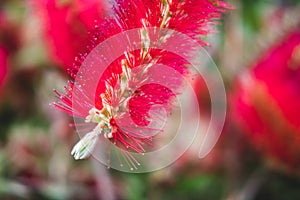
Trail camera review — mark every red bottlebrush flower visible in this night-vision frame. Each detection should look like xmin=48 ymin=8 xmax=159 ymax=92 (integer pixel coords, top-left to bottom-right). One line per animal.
xmin=32 ymin=0 xmax=107 ymax=70
xmin=232 ymin=28 xmax=300 ymax=172
xmin=53 ymin=0 xmax=229 ymax=168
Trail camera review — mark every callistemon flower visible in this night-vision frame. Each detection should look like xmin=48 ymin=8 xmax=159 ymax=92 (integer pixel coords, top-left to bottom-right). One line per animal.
xmin=32 ymin=0 xmax=107 ymax=69
xmin=232 ymin=29 xmax=300 ymax=172
xmin=53 ymin=0 xmax=229 ymax=168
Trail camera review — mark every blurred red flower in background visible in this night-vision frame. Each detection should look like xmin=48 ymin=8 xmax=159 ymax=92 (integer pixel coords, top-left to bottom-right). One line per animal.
xmin=33 ymin=0 xmax=107 ymax=70
xmin=0 ymin=12 xmax=12 ymax=94
xmin=232 ymin=28 xmax=300 ymax=172
xmin=0 ymin=47 xmax=8 ymax=92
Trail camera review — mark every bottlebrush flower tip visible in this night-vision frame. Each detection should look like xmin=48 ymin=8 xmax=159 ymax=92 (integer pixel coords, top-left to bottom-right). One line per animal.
xmin=71 ymin=127 xmax=100 ymax=160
